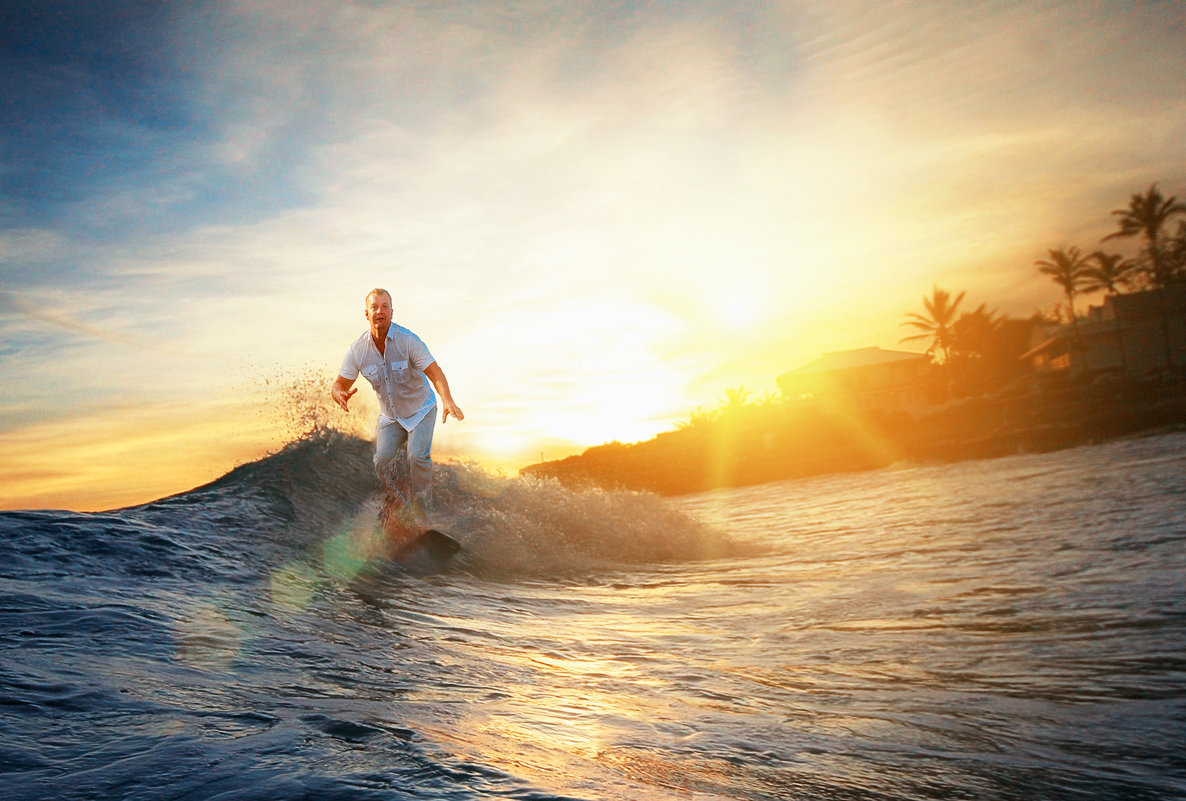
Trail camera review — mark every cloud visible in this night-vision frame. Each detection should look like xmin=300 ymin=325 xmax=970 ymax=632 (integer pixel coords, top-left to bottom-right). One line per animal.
xmin=3 ymin=0 xmax=1186 ymax=508
xmin=0 ymin=289 xmax=159 ymax=350
xmin=0 ymin=396 xmax=273 ymax=511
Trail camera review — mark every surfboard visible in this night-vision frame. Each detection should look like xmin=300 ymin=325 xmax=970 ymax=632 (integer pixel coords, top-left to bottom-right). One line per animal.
xmin=392 ymin=527 xmax=463 ymax=572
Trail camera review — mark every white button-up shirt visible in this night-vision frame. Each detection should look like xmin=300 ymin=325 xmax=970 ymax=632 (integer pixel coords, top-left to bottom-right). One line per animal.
xmin=339 ymin=324 xmax=437 ymax=431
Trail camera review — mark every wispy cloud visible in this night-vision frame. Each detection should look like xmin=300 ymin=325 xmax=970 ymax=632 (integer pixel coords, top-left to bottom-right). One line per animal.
xmin=0 ymin=289 xmax=158 ymax=351
xmin=2 ymin=0 xmax=1185 ymax=507
xmin=0 ymin=397 xmax=273 ymax=511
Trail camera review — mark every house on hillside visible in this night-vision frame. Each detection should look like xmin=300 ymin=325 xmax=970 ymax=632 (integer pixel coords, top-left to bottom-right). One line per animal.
xmin=1022 ymin=287 xmax=1186 ymax=379
xmin=777 ymin=347 xmax=937 ymax=419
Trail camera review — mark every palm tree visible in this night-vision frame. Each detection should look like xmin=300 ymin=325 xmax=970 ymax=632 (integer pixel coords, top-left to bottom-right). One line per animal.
xmin=676 ymin=406 xmax=715 ymax=431
xmin=1035 ymin=246 xmax=1091 ymax=321
xmin=900 ymin=286 xmax=966 ymax=364
xmin=1103 ymin=183 xmax=1186 ymax=287
xmin=1104 ymin=184 xmax=1186 ymax=369
xmin=721 ymin=386 xmax=751 ymax=411
xmin=951 ymin=304 xmax=999 ymax=360
xmin=1036 ymin=246 xmax=1092 ymax=373
xmin=1083 ymin=251 xmax=1136 ymax=373
xmin=948 ymin=304 xmax=999 ymax=395
xmin=1164 ymin=221 xmax=1186 ymax=284
xmin=1081 ymin=251 xmax=1137 ymax=295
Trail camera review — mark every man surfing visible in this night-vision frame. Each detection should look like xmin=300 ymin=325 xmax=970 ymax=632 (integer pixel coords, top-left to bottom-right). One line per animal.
xmin=331 ymin=288 xmax=464 ymax=534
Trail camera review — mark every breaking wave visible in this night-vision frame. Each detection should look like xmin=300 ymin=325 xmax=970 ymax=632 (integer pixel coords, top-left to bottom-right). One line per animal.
xmin=8 ymin=429 xmax=738 ymax=587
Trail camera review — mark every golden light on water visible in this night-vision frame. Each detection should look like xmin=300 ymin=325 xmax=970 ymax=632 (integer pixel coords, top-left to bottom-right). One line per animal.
xmin=426 ymin=645 xmax=662 ymax=795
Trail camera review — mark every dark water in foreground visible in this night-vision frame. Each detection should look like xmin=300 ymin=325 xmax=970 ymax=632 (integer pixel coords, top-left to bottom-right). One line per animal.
xmin=2 ymin=431 xmax=1184 ymax=800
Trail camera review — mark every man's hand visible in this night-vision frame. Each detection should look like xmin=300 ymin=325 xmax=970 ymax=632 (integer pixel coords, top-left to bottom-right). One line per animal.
xmin=423 ymin=362 xmax=464 ymax=424
xmin=333 ymin=386 xmax=357 ymax=411
xmin=331 ymin=376 xmax=358 ymax=411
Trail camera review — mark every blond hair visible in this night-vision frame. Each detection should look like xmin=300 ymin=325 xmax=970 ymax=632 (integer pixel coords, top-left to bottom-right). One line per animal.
xmin=365 ymin=288 xmax=392 ymax=306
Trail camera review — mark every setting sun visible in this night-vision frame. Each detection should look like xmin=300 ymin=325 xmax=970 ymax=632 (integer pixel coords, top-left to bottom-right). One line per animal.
xmin=1 ymin=1 xmax=1184 ymax=511
xmin=714 ymin=287 xmax=764 ymax=331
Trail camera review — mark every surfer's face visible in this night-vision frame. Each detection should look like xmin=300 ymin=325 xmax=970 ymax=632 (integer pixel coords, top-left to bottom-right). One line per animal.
xmin=366 ymin=293 xmax=392 ymax=331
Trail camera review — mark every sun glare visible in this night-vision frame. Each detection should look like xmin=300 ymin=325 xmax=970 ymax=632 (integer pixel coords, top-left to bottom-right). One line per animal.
xmin=718 ymin=289 xmax=761 ymax=330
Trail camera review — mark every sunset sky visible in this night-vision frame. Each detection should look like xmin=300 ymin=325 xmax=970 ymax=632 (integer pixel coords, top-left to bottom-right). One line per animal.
xmin=2 ymin=0 xmax=1185 ymax=510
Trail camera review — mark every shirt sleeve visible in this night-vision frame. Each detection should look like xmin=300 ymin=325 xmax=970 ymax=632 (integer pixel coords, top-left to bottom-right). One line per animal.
xmin=338 ymin=343 xmax=360 ymax=380
xmin=408 ymin=333 xmax=435 ymax=371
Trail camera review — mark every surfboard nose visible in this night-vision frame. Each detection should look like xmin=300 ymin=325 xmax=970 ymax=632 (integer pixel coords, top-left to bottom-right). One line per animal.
xmin=394 ymin=528 xmax=463 ymax=572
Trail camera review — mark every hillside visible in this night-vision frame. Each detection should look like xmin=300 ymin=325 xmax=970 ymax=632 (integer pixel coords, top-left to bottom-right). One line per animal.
xmin=522 ymin=376 xmax=1186 ymax=495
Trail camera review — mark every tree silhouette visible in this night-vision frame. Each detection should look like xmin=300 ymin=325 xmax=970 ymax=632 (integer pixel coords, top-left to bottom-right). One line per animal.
xmin=950 ymin=304 xmax=999 ymax=361
xmin=1164 ymin=221 xmax=1186 ymax=282
xmin=675 ymin=406 xmax=715 ymax=431
xmin=1079 ymin=252 xmax=1136 ymax=373
xmin=1035 ymin=246 xmax=1093 ymax=373
xmin=901 ymin=286 xmax=966 ymax=364
xmin=947 ymin=304 xmax=999 ymax=395
xmin=1104 ymin=184 xmax=1186 ymax=369
xmin=1035 ymin=246 xmax=1091 ymax=321
xmin=1082 ymin=251 xmax=1137 ymax=295
xmin=721 ymin=386 xmax=751 ymax=412
xmin=1103 ymin=183 xmax=1186 ymax=287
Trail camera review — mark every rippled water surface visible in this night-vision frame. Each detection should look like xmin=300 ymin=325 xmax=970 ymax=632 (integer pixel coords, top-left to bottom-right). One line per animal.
xmin=2 ymin=432 xmax=1184 ymax=800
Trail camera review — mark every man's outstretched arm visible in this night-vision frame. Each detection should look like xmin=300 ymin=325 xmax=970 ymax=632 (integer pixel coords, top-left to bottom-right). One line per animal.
xmin=423 ymin=362 xmax=464 ymax=423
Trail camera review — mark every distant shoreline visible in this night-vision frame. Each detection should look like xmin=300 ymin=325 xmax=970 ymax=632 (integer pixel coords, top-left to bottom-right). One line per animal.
xmin=521 ymin=376 xmax=1186 ymax=495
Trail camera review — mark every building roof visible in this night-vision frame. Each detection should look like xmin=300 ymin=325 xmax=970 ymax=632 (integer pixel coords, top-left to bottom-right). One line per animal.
xmin=1021 ymin=287 xmax=1186 ymax=360
xmin=779 ymin=347 xmax=929 ymax=379
xmin=1108 ymin=285 xmax=1186 ymax=318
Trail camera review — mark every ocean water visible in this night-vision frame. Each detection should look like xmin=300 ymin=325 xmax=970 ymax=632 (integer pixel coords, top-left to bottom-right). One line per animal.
xmin=2 ymin=430 xmax=1184 ymax=800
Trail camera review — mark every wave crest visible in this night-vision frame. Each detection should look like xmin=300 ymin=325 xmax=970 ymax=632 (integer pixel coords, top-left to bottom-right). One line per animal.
xmin=119 ymin=430 xmax=737 ymax=580
xmin=434 ymin=463 xmax=734 ymax=576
